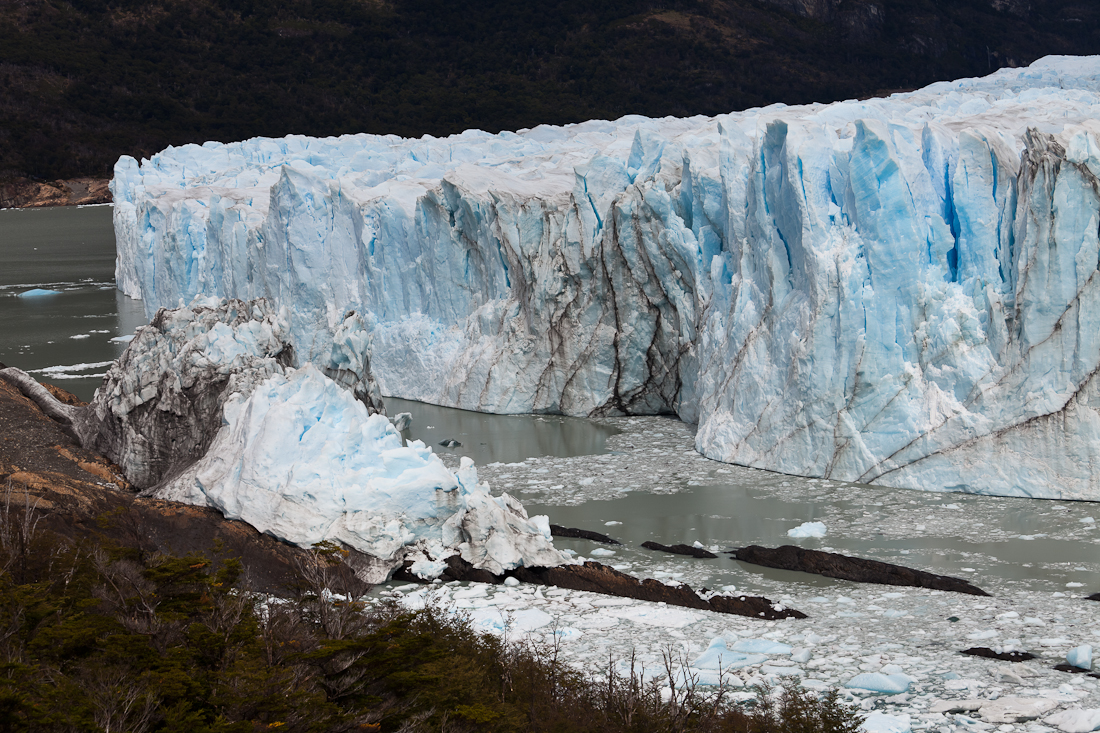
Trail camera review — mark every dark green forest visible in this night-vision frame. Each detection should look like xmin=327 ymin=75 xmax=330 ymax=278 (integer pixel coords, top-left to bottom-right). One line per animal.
xmin=0 ymin=488 xmax=863 ymax=732
xmin=1 ymin=0 xmax=1098 ymax=181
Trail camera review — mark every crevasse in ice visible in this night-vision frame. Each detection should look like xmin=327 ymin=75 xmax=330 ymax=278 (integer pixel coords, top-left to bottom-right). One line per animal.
xmin=112 ymin=56 xmax=1100 ymax=499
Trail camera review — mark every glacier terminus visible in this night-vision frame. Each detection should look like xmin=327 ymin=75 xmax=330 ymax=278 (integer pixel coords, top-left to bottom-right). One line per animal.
xmin=112 ymin=56 xmax=1100 ymax=501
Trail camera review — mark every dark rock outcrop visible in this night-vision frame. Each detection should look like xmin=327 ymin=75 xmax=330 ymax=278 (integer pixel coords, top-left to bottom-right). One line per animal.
xmin=641 ymin=540 xmax=717 ymax=558
xmin=550 ymin=524 xmax=621 ymax=544
xmin=961 ymin=647 xmax=1036 ymax=662
xmin=513 ymin=562 xmax=805 ymax=620
xmin=731 ymin=545 xmax=990 ymax=596
xmin=399 ymin=555 xmax=806 ymax=620
xmin=1086 ymin=592 xmax=1100 ymax=602
xmin=0 ymin=177 xmax=111 ymax=209
xmin=1053 ymin=664 xmax=1100 ymax=678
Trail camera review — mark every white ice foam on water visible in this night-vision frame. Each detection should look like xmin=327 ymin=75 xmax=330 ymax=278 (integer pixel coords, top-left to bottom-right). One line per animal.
xmin=112 ymin=56 xmax=1100 ymax=499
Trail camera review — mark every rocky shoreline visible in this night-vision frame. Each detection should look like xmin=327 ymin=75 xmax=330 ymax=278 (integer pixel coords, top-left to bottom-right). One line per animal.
xmin=0 ymin=177 xmax=111 ymax=209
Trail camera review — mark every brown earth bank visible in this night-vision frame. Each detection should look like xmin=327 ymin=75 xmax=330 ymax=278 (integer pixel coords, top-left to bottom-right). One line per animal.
xmin=0 ymin=367 xmax=315 ymax=592
xmin=0 ymin=177 xmax=111 ymax=209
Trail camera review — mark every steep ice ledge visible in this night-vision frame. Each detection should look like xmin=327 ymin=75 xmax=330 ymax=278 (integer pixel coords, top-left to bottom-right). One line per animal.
xmin=65 ymin=297 xmax=566 ymax=582
xmin=113 ymin=56 xmax=1100 ymax=500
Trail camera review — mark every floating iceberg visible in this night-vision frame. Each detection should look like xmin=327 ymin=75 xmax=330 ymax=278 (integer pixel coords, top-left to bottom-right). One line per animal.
xmin=692 ymin=637 xmax=767 ymax=670
xmin=113 ymin=56 xmax=1100 ymax=499
xmin=845 ymin=672 xmax=911 ymax=694
xmin=787 ymin=521 xmax=827 ymax=539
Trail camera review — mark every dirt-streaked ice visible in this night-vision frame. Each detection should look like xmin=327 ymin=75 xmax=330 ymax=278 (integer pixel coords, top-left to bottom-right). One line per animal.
xmin=113 ymin=56 xmax=1100 ymax=499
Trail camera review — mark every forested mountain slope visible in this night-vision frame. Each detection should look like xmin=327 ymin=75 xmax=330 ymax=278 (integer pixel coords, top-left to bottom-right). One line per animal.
xmin=1 ymin=0 xmax=1097 ymax=181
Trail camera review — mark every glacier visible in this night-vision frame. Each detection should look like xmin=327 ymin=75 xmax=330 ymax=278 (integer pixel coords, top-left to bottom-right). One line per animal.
xmin=41 ymin=296 xmax=566 ymax=582
xmin=112 ymin=56 xmax=1100 ymax=500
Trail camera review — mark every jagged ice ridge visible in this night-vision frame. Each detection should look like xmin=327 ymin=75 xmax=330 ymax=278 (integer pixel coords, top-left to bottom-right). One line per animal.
xmin=62 ymin=297 xmax=566 ymax=581
xmin=112 ymin=56 xmax=1100 ymax=499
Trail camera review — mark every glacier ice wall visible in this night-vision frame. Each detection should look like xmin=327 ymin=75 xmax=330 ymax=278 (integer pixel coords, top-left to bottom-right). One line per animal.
xmin=112 ymin=56 xmax=1100 ymax=500
xmin=75 ymin=296 xmax=565 ymax=580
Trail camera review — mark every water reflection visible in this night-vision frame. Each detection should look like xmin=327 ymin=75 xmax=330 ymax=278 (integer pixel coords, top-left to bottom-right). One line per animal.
xmin=384 ymin=396 xmax=621 ymax=465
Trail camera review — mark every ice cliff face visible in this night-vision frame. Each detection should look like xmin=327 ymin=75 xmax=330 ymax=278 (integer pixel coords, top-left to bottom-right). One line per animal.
xmin=159 ymin=363 xmax=566 ymax=582
xmin=72 ymin=297 xmax=563 ymax=580
xmin=73 ymin=297 xmax=293 ymax=488
xmin=113 ymin=56 xmax=1100 ymax=500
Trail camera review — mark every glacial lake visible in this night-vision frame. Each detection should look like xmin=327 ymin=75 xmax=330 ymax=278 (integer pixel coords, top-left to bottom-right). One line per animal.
xmin=2 ymin=205 xmax=1098 ymax=595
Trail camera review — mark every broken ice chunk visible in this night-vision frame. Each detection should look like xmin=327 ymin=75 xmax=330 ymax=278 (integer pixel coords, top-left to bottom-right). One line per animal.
xmin=844 ymin=672 xmax=910 ymax=694
xmin=1044 ymin=709 xmax=1100 ymax=733
xmin=732 ymin=639 xmax=792 ymax=655
xmin=692 ymin=637 xmax=767 ymax=670
xmin=860 ymin=712 xmax=911 ymax=733
xmin=1067 ymin=644 xmax=1093 ymax=670
xmin=787 ymin=521 xmax=827 ymax=538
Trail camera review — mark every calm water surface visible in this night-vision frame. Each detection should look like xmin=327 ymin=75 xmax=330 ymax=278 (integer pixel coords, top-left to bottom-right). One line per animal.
xmin=0 ymin=206 xmax=146 ymax=400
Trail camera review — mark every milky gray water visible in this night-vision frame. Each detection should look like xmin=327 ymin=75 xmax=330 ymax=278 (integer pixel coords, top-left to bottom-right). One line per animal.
xmin=0 ymin=205 xmax=146 ymax=399
xmin=3 ymin=206 xmax=1097 ymax=596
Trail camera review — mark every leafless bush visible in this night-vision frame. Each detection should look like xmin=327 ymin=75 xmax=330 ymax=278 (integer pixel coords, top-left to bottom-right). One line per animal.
xmin=0 ymin=478 xmax=44 ymax=582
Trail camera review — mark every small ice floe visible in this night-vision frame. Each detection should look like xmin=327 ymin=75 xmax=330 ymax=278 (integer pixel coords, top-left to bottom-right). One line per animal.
xmin=979 ymin=697 xmax=1060 ymax=724
xmin=1045 ymin=709 xmax=1100 ymax=733
xmin=392 ymin=412 xmax=412 ymax=431
xmin=1080 ymin=517 xmax=1096 ymax=524
xmin=1067 ymin=644 xmax=1093 ymax=670
xmin=732 ymin=638 xmax=792 ymax=655
xmin=787 ymin=521 xmax=826 ymax=538
xmin=607 ymin=605 xmax=700 ymax=629
xmin=844 ymin=672 xmax=910 ymax=694
xmin=692 ymin=638 xmax=766 ymax=670
xmin=550 ymin=627 xmax=583 ymax=642
xmin=438 ymin=438 xmax=461 ymax=448
xmin=589 ymin=548 xmax=616 ymax=557
xmin=760 ymin=664 xmax=802 ymax=676
xmin=967 ymin=629 xmax=999 ymax=640
xmin=17 ymin=288 xmax=60 ymax=298
xmin=109 ymin=334 xmax=135 ymax=343
xmin=860 ymin=712 xmax=911 ymax=733
xmin=70 ymin=334 xmax=91 ymax=339
xmin=604 ymin=520 xmax=621 ymax=525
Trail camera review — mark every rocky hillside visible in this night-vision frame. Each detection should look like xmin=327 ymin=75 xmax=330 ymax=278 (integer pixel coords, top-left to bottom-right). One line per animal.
xmin=1 ymin=0 xmax=1096 ymax=183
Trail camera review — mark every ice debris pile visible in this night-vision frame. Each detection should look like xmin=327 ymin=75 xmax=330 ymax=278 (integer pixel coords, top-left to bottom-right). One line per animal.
xmin=382 ymin=577 xmax=1100 ymax=732
xmin=114 ymin=56 xmax=1100 ymax=499
xmin=71 ymin=297 xmax=567 ymax=582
